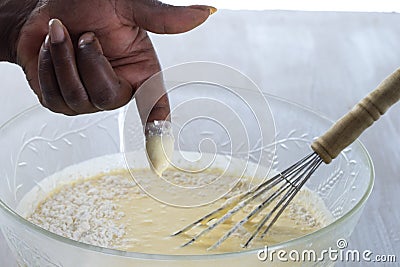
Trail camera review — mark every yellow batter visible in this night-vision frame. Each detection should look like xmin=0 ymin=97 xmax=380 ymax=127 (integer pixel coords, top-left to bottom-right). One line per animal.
xmin=145 ymin=135 xmax=174 ymax=176
xmin=27 ymin=167 xmax=333 ymax=255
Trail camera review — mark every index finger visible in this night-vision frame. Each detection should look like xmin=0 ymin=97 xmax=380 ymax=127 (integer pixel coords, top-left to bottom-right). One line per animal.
xmin=135 ymin=71 xmax=170 ymax=124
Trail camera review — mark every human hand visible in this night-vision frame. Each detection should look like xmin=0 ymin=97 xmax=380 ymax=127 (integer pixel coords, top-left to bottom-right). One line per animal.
xmin=1 ymin=0 xmax=215 ymax=119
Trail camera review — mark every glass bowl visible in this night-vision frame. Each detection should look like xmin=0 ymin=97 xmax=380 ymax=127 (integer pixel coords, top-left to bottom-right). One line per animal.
xmin=0 ymin=92 xmax=373 ymax=267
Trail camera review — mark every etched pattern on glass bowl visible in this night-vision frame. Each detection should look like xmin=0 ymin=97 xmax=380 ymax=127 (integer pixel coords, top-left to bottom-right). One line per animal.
xmin=0 ymin=93 xmax=373 ymax=267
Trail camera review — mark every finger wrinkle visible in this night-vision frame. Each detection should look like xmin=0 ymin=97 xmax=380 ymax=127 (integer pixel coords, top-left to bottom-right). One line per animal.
xmin=108 ymin=47 xmax=154 ymax=67
xmin=92 ymin=91 xmax=119 ymax=110
xmin=54 ymin=54 xmax=75 ymax=62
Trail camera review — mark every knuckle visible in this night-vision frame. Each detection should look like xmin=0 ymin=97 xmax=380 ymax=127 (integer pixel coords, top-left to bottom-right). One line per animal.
xmin=62 ymin=85 xmax=86 ymax=100
xmin=42 ymin=88 xmax=61 ymax=101
xmin=63 ymin=88 xmax=91 ymax=111
xmin=41 ymin=97 xmax=61 ymax=112
xmin=38 ymin=58 xmax=52 ymax=73
xmin=89 ymin=79 xmax=132 ymax=110
xmin=92 ymin=89 xmax=119 ymax=110
xmin=41 ymin=99 xmax=73 ymax=115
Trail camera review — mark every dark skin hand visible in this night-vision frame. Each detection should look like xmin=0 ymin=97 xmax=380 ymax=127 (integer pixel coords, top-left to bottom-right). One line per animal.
xmin=0 ymin=0 xmax=215 ymax=122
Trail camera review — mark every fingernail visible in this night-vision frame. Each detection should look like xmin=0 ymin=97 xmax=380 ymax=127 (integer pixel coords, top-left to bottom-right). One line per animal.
xmin=43 ymin=35 xmax=50 ymax=50
xmin=190 ymin=5 xmax=217 ymax=15
xmin=78 ymin=32 xmax=95 ymax=48
xmin=49 ymin=19 xmax=65 ymax=43
xmin=208 ymin=6 xmax=217 ymax=15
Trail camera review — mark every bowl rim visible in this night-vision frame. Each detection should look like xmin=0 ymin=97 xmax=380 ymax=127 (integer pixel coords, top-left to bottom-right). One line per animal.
xmin=0 ymin=93 xmax=375 ymax=260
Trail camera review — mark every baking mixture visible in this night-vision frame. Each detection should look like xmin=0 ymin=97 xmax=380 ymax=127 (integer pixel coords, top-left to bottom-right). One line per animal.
xmin=19 ymin=153 xmax=333 ymax=255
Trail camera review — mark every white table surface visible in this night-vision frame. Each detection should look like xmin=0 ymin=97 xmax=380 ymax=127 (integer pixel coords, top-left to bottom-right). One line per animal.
xmin=1 ymin=9 xmax=399 ymax=266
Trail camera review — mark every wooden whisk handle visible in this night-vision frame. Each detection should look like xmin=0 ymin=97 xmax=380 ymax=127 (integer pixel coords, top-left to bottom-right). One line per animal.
xmin=311 ymin=68 xmax=400 ymax=164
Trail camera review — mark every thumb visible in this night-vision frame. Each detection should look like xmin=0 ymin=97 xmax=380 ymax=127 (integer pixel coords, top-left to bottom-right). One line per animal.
xmin=132 ymin=0 xmax=216 ymax=34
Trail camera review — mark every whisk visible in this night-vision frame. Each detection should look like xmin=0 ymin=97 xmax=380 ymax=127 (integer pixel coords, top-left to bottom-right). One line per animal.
xmin=172 ymin=68 xmax=400 ymax=250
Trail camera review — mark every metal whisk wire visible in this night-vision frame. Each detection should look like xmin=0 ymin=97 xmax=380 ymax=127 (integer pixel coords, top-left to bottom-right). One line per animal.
xmin=172 ymin=153 xmax=323 ymax=250
xmin=172 ymin=68 xmax=400 ymax=250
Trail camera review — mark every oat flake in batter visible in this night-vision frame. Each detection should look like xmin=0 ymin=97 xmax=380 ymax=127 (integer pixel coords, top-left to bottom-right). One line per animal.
xmin=22 ymin=154 xmax=333 ymax=255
